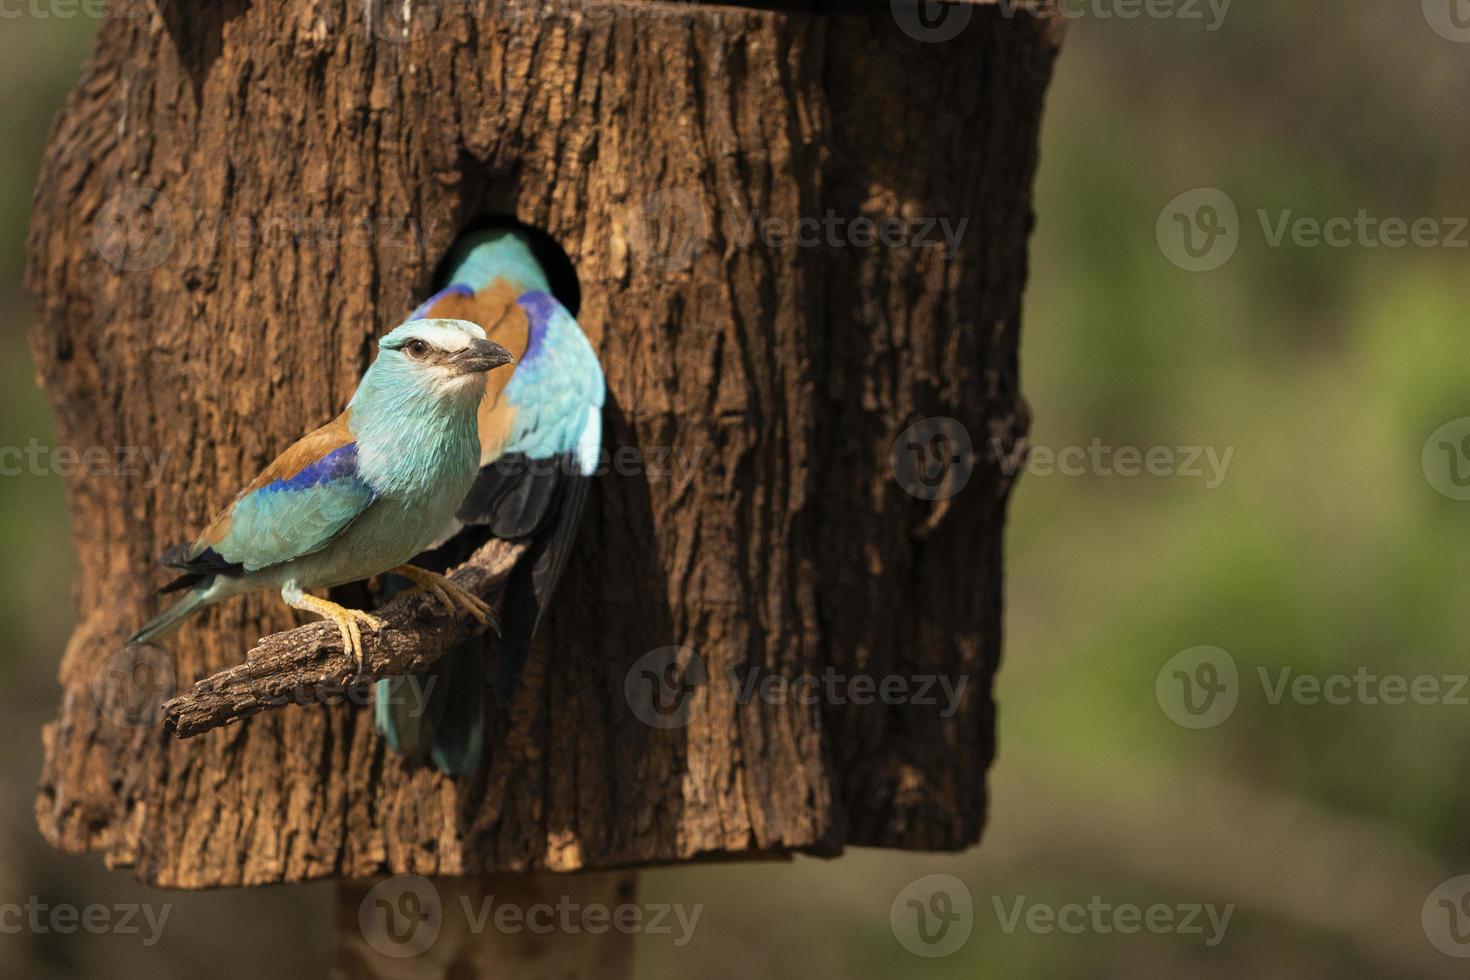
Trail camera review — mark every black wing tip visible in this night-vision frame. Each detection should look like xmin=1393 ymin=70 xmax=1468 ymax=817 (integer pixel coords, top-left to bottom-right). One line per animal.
xmin=157 ymin=572 xmax=206 ymax=594
xmin=456 ymin=452 xmax=581 ymax=537
xmin=160 ymin=543 xmax=244 ymax=576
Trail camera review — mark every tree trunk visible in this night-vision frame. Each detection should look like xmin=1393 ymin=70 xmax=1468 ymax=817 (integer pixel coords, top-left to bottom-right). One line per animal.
xmin=28 ymin=0 xmax=1059 ymax=889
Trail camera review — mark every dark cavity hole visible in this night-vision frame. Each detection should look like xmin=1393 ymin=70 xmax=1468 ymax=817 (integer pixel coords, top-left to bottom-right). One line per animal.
xmin=433 ymin=215 xmax=581 ymax=318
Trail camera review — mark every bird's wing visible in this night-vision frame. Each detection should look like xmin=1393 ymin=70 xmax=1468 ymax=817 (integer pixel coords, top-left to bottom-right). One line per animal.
xmin=461 ymin=292 xmax=604 ymax=533
xmin=459 ymin=293 xmax=604 ymax=699
xmin=164 ymin=412 xmax=378 ymax=577
xmin=409 ymin=276 xmax=604 ymax=702
xmin=411 ymin=279 xmax=602 ymax=525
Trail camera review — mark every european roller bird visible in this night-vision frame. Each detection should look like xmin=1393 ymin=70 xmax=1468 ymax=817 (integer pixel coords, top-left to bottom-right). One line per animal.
xmin=128 ymin=319 xmax=516 ymax=668
xmin=375 ymin=227 xmax=605 ymax=775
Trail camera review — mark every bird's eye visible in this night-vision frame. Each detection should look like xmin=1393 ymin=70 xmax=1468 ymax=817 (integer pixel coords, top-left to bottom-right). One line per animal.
xmin=404 ymin=339 xmax=431 ymax=359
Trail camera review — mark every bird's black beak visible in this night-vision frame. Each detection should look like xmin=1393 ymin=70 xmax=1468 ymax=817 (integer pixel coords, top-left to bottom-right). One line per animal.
xmin=451 ymin=338 xmax=515 ymax=375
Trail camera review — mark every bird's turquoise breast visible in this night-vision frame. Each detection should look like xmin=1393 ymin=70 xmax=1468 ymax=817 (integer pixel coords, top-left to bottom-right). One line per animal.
xmin=250 ymin=389 xmax=483 ymax=590
xmin=257 ymin=470 xmax=474 ymax=590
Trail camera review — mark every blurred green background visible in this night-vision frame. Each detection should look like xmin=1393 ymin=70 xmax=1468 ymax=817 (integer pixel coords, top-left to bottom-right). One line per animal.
xmin=4 ymin=5 xmax=1469 ymax=978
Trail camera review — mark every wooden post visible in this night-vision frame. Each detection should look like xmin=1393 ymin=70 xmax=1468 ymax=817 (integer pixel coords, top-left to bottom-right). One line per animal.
xmin=334 ymin=871 xmax=639 ymax=978
xmin=27 ymin=0 xmax=1060 ymax=973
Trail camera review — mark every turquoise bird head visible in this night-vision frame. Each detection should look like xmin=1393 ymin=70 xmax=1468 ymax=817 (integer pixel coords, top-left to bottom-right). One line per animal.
xmin=356 ymin=317 xmax=514 ymax=409
xmin=346 ymin=318 xmax=514 ymax=495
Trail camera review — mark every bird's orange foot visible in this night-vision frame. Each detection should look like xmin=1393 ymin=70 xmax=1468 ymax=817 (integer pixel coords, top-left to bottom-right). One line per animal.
xmin=284 ymin=589 xmax=386 ymax=674
xmin=388 ymin=564 xmax=498 ymax=635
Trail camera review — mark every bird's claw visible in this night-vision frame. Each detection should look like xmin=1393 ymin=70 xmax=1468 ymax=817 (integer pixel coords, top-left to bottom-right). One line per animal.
xmin=283 ymin=591 xmax=386 ymax=676
xmin=329 ymin=607 xmax=386 ymax=675
xmin=389 ymin=565 xmax=499 ymax=635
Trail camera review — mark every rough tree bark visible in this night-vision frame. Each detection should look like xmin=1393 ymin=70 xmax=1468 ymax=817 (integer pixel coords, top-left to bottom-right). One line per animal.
xmin=28 ymin=0 xmax=1059 ymax=893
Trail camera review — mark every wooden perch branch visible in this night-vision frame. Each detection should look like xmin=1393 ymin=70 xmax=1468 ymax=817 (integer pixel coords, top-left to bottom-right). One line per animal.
xmin=161 ymin=538 xmax=528 ymax=739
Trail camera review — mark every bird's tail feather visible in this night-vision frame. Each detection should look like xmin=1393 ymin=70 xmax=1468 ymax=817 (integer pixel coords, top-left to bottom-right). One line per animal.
xmin=430 ymin=641 xmax=485 ymax=775
xmin=374 ymin=640 xmax=485 ymax=776
xmin=127 ymin=584 xmax=213 ymax=646
xmin=375 ymin=674 xmax=433 ymax=760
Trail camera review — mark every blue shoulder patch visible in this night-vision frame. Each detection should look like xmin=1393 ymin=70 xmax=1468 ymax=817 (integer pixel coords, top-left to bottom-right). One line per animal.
xmin=516 ymin=291 xmax=560 ymax=365
xmin=262 ymin=444 xmax=362 ymax=494
xmin=211 ymin=444 xmax=378 ymax=572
